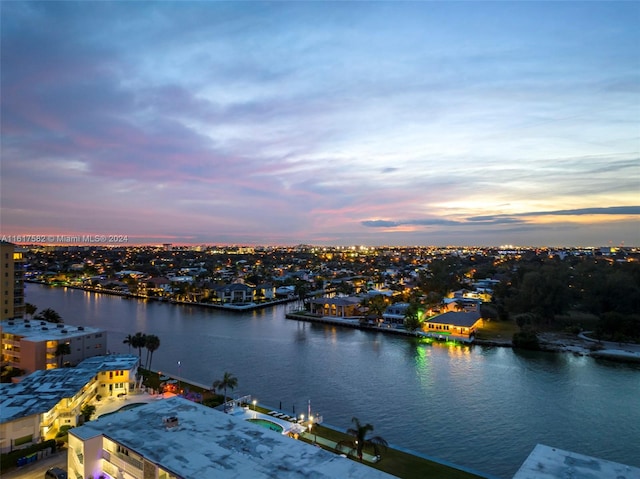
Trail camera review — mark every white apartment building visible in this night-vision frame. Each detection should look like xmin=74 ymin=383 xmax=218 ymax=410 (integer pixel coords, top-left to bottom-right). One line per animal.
xmin=69 ymin=397 xmax=395 ymax=479
xmin=0 ymin=354 xmax=138 ymax=453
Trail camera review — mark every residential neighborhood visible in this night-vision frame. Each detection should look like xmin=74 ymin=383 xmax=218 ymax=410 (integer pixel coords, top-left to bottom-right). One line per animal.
xmin=13 ymin=243 xmax=640 ymax=345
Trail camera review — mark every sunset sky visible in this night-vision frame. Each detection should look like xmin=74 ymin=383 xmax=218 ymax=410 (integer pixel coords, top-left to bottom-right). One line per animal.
xmin=1 ymin=2 xmax=638 ymax=247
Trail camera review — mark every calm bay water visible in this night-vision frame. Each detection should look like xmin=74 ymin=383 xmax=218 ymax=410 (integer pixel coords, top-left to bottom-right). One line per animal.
xmin=26 ymin=284 xmax=640 ymax=478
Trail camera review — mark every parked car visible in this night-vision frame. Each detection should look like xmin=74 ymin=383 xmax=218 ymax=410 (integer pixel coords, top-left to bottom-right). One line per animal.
xmin=45 ymin=467 xmax=67 ymax=479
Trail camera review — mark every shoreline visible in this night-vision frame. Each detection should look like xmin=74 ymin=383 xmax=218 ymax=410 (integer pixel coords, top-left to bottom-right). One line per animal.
xmin=28 ymin=281 xmax=640 ymax=364
xmin=25 ymin=279 xmax=298 ymax=312
xmin=537 ymin=332 xmax=640 ymax=363
xmin=287 ymin=312 xmax=640 ymax=363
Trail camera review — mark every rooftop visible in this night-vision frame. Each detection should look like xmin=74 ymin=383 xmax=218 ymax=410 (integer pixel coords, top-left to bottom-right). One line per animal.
xmin=0 ymin=318 xmax=103 ymax=342
xmin=72 ymin=397 xmax=395 ymax=479
xmin=512 ymin=444 xmax=640 ymax=479
xmin=76 ymin=354 xmax=139 ymax=372
xmin=0 ymin=354 xmax=138 ymax=424
xmin=427 ymin=311 xmax=482 ymax=327
xmin=0 ymin=368 xmax=95 ymax=423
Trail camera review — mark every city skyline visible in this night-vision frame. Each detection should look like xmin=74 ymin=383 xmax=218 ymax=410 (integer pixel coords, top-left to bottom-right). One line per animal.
xmin=1 ymin=2 xmax=638 ymax=247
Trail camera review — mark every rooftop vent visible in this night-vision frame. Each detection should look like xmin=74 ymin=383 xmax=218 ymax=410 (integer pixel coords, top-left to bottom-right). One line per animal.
xmin=163 ymin=416 xmax=179 ymax=429
xmin=25 ymin=324 xmax=31 ymax=328
xmin=56 ymin=324 xmax=64 ymax=328
xmin=77 ymin=326 xmax=85 ymax=330
xmin=40 ymin=321 xmax=46 ymax=326
xmin=42 ymin=327 xmax=49 ymax=331
xmin=24 ymin=319 xmax=30 ymax=323
xmin=61 ymin=330 xmax=67 ymax=334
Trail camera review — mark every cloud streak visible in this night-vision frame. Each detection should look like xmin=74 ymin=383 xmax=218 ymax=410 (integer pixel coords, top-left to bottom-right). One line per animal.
xmin=1 ymin=2 xmax=638 ymax=246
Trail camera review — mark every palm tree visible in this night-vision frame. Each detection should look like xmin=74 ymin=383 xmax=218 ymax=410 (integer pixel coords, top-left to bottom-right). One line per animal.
xmin=404 ymin=302 xmax=424 ymax=332
xmin=131 ymin=332 xmax=147 ymax=365
xmin=35 ymin=308 xmax=63 ymax=324
xmin=144 ymin=335 xmax=160 ymax=370
xmin=368 ymin=295 xmax=387 ymax=321
xmin=55 ymin=342 xmax=71 ymax=368
xmin=25 ymin=303 xmax=37 ymax=319
xmin=123 ymin=334 xmax=134 ymax=353
xmin=212 ymin=372 xmax=238 ymax=403
xmin=337 ymin=417 xmax=388 ymax=462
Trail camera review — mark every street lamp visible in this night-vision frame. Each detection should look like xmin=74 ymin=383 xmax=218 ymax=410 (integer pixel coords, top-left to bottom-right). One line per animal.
xmin=177 ymin=361 xmax=181 ymax=394
xmin=308 ymin=416 xmax=314 ymax=443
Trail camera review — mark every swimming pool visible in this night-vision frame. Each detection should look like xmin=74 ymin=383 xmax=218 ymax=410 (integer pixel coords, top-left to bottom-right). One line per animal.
xmin=246 ymin=418 xmax=285 ymax=433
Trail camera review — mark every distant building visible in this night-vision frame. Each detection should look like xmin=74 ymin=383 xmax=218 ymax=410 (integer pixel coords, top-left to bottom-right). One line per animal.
xmin=255 ymin=283 xmax=276 ymax=300
xmin=0 ymin=354 xmax=138 ymax=453
xmin=213 ymin=283 xmax=255 ymax=303
xmin=275 ymin=285 xmax=296 ymax=298
xmin=68 ymin=396 xmax=395 ymax=479
xmin=513 ymin=444 xmax=640 ymax=479
xmin=424 ymin=311 xmax=483 ymax=343
xmin=382 ymin=302 xmax=410 ymax=325
xmin=0 ymin=318 xmax=106 ymax=374
xmin=0 ymin=242 xmax=25 ymax=320
xmin=309 ymin=297 xmax=361 ymax=318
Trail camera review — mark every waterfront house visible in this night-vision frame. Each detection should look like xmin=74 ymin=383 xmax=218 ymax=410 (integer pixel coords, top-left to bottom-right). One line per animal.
xmin=424 ymin=311 xmax=482 ymax=343
xmin=442 ymin=297 xmax=481 ymax=313
xmin=255 ymin=283 xmax=276 ymax=300
xmin=213 ymin=283 xmax=255 ymax=303
xmin=145 ymin=277 xmax=172 ymax=297
xmin=309 ymin=297 xmax=362 ymax=318
xmin=382 ymin=302 xmax=410 ymax=325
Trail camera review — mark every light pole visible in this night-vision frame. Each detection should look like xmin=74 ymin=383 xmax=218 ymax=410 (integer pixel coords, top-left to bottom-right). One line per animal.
xmin=177 ymin=361 xmax=181 ymax=394
xmin=308 ymin=416 xmax=314 ymax=443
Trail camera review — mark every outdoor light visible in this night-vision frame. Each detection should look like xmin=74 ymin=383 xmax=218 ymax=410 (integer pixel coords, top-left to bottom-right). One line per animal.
xmin=252 ymin=399 xmax=257 ymax=410
xmin=177 ymin=361 xmax=182 ymax=394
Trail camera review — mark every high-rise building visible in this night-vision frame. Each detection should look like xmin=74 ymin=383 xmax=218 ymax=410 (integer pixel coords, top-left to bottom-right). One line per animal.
xmin=0 ymin=242 xmax=25 ymax=320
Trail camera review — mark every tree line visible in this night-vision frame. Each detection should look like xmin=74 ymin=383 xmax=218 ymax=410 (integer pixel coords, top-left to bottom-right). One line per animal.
xmin=492 ymin=256 xmax=640 ymax=343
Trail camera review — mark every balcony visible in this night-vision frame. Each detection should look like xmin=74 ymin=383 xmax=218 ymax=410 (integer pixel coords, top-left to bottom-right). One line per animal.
xmin=102 ymin=449 xmax=143 ymax=474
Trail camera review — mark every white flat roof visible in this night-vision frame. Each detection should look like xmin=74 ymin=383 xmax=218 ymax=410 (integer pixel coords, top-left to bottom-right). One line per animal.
xmin=0 ymin=355 xmax=138 ymax=424
xmin=513 ymin=444 xmax=640 ymax=479
xmin=0 ymin=318 xmax=103 ymax=342
xmin=72 ymin=397 xmax=395 ymax=479
xmin=76 ymin=354 xmax=139 ymax=372
xmin=0 ymin=368 xmax=96 ymax=423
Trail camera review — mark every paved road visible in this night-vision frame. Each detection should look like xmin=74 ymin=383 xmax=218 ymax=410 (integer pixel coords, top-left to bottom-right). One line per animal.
xmin=1 ymin=449 xmax=67 ymax=479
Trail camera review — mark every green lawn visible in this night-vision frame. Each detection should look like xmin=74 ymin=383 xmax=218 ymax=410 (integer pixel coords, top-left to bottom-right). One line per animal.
xmin=475 ymin=319 xmax=519 ymax=342
xmin=306 ymin=424 xmax=485 ymax=479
